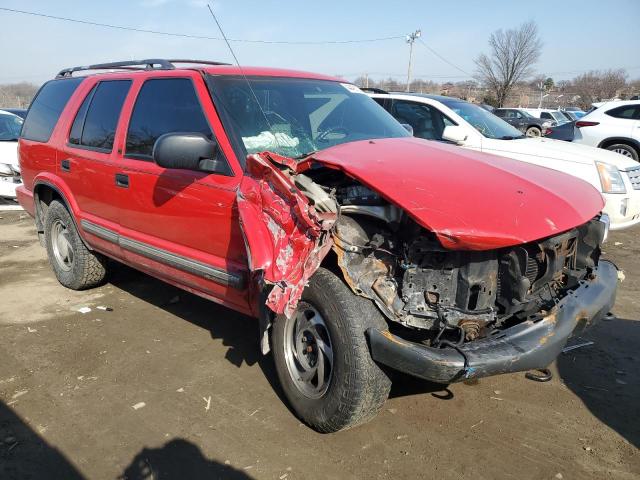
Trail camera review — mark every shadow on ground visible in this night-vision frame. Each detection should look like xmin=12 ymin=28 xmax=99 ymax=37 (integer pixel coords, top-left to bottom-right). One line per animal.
xmin=0 ymin=399 xmax=83 ymax=479
xmin=557 ymin=315 xmax=640 ymax=448
xmin=119 ymin=439 xmax=253 ymax=480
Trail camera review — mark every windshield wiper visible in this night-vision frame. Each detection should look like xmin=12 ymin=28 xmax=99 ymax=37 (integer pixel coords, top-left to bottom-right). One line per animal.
xmin=500 ymin=135 xmax=525 ymax=140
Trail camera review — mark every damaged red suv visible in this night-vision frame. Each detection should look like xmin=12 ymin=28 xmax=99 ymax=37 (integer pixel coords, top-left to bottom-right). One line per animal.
xmin=17 ymin=59 xmax=617 ymax=432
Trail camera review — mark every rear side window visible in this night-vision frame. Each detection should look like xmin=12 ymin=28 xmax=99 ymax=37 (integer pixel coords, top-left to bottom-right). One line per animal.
xmin=126 ymin=78 xmax=212 ymax=159
xmin=606 ymin=105 xmax=640 ymax=120
xmin=69 ymin=80 xmax=131 ymax=152
xmin=21 ymin=78 xmax=83 ymax=142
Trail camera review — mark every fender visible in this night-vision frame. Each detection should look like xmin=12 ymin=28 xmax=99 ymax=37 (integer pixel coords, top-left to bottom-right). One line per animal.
xmin=237 ymin=152 xmax=336 ymax=319
xmin=597 ymin=136 xmax=640 ymax=151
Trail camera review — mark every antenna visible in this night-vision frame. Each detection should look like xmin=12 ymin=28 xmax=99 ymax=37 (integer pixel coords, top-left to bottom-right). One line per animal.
xmin=206 ymin=3 xmax=280 ymax=153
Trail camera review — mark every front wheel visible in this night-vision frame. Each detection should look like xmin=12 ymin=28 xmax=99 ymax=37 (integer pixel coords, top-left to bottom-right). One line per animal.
xmin=271 ymin=268 xmax=391 ymax=432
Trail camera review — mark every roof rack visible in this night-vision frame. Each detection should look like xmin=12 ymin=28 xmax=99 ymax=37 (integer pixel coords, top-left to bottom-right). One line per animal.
xmin=56 ymin=58 xmax=231 ymax=78
xmin=360 ymin=87 xmax=389 ymax=94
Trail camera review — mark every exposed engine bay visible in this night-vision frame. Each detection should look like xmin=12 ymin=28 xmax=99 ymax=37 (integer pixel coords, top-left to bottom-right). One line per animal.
xmin=294 ymin=166 xmax=607 ymax=344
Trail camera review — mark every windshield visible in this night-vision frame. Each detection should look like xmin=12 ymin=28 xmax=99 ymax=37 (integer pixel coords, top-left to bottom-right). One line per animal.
xmin=206 ymin=76 xmax=409 ymax=159
xmin=0 ymin=113 xmax=23 ymax=141
xmin=440 ymin=99 xmax=524 ymax=139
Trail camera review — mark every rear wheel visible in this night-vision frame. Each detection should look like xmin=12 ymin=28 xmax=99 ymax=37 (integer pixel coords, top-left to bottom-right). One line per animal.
xmin=526 ymin=126 xmax=542 ymax=137
xmin=44 ymin=200 xmax=108 ymax=290
xmin=271 ymin=267 xmax=391 ymax=432
xmin=605 ymin=143 xmax=639 ymax=161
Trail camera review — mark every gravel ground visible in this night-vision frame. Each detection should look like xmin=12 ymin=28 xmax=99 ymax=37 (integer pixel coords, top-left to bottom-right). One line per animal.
xmin=0 ymin=211 xmax=638 ymax=480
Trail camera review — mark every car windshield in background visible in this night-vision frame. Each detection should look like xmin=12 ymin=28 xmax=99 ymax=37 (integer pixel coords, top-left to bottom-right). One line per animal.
xmin=207 ymin=76 xmax=409 ymax=159
xmin=440 ymin=99 xmax=524 ymax=139
xmin=520 ymin=110 xmax=535 ymax=118
xmin=0 ymin=113 xmax=23 ymax=141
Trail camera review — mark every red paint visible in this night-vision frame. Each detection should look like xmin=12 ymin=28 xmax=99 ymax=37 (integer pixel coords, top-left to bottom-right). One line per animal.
xmin=238 ymin=153 xmax=336 ymax=317
xmin=307 ymin=137 xmax=604 ymax=250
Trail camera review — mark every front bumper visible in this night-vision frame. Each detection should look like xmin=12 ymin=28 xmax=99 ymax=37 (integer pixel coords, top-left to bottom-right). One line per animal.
xmin=367 ymin=260 xmax=618 ymax=384
xmin=603 ymin=192 xmax=640 ymax=230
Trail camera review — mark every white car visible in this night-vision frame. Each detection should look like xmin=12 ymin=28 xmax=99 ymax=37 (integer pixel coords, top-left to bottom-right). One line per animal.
xmin=522 ymin=108 xmax=571 ymax=125
xmin=572 ymin=100 xmax=640 ymax=161
xmin=0 ymin=110 xmax=23 ymax=199
xmin=369 ymin=92 xmax=640 ymax=230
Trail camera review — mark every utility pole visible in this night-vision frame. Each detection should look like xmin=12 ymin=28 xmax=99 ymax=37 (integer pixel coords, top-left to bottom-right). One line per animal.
xmin=405 ymin=29 xmax=421 ymax=92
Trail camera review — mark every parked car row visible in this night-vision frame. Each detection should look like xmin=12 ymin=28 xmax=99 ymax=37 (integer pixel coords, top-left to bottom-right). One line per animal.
xmin=14 ymin=59 xmax=620 ymax=432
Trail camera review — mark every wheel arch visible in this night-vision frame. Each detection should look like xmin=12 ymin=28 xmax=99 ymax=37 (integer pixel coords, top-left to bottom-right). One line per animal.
xmin=33 ymin=180 xmax=90 ymax=249
xmin=597 ymin=137 xmax=640 ymax=153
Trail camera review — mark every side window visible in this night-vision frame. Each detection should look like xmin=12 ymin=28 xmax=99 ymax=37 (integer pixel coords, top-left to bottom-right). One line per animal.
xmin=69 ymin=85 xmax=96 ymax=145
xmin=606 ymin=106 xmax=638 ymax=119
xmin=72 ymin=80 xmax=131 ymax=151
xmin=126 ymin=78 xmax=213 ymax=159
xmin=541 ymin=112 xmax=552 ymax=120
xmin=21 ymin=78 xmax=83 ymax=142
xmin=391 ymin=100 xmax=455 ymax=141
xmin=372 ymin=97 xmax=388 ymax=110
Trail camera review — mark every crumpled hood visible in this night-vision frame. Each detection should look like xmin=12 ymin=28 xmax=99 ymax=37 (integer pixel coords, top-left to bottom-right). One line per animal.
xmin=309 ymin=137 xmax=604 ymax=250
xmin=487 ymin=137 xmax=638 ymax=170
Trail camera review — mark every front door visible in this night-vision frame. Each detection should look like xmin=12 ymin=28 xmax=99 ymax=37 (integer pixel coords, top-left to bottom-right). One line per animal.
xmin=114 ymin=74 xmax=249 ymax=313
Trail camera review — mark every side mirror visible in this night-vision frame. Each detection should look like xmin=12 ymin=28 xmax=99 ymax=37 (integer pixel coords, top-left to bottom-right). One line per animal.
xmin=442 ymin=125 xmax=468 ymax=145
xmin=400 ymin=123 xmax=414 ymax=135
xmin=153 ymin=133 xmax=230 ymax=175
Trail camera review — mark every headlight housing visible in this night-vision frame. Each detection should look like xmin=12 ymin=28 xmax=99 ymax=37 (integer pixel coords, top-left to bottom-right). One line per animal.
xmin=596 ymin=162 xmax=626 ymax=194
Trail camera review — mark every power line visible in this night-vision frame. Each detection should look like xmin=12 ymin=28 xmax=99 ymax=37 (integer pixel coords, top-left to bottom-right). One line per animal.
xmin=417 ymin=39 xmax=473 ymax=77
xmin=0 ymin=7 xmax=405 ymax=45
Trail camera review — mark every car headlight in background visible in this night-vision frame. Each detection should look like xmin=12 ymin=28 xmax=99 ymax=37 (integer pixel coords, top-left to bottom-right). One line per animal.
xmin=596 ymin=162 xmax=626 ymax=194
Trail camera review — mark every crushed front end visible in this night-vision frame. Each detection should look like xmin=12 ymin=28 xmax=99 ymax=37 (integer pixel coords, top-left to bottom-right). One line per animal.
xmin=240 ymin=151 xmax=617 ymax=383
xmin=331 ymin=206 xmax=617 ymax=383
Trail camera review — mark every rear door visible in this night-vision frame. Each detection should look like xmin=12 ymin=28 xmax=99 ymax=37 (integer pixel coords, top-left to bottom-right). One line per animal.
xmin=114 ymin=73 xmax=249 ymax=312
xmin=58 ymin=78 xmax=131 ymax=258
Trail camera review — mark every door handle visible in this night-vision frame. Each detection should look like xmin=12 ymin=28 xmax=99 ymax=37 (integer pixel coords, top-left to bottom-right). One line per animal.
xmin=61 ymin=159 xmax=71 ymax=172
xmin=115 ymin=173 xmax=129 ymax=188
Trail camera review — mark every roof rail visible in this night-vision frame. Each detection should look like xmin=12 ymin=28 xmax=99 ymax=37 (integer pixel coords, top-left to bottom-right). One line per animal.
xmin=360 ymin=87 xmax=389 ymax=94
xmin=56 ymin=58 xmax=231 ymax=78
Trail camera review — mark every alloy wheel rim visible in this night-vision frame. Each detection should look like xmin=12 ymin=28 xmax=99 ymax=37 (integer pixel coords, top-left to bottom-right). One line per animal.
xmin=612 ymin=148 xmax=633 ymax=158
xmin=527 ymin=128 xmax=540 ymax=137
xmin=283 ymin=302 xmax=334 ymax=399
xmin=51 ymin=219 xmax=74 ymax=272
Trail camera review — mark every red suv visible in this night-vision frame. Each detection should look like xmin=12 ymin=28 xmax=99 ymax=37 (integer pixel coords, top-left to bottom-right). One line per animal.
xmin=17 ymin=59 xmax=617 ymax=432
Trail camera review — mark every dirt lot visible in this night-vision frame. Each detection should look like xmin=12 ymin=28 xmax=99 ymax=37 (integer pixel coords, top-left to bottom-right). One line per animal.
xmin=0 ymin=210 xmax=638 ymax=480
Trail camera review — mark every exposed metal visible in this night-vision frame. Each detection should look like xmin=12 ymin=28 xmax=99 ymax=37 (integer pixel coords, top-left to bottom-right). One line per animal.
xmin=366 ymin=261 xmax=618 ymax=383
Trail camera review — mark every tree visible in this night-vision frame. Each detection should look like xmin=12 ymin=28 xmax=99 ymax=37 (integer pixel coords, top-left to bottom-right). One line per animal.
xmin=543 ymin=77 xmax=554 ymax=91
xmin=571 ymin=69 xmax=628 ymax=109
xmin=0 ymin=82 xmax=39 ymax=108
xmin=474 ymin=21 xmax=542 ymax=107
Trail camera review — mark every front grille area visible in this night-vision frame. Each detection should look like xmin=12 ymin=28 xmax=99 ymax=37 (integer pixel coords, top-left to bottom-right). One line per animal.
xmin=627 ymin=166 xmax=640 ymax=190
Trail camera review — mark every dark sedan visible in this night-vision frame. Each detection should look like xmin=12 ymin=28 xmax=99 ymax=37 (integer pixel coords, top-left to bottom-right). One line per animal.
xmin=494 ymin=108 xmax=552 ymax=137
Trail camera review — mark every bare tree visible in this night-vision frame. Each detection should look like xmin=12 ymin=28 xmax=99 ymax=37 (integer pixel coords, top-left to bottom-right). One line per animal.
xmin=571 ymin=69 xmax=628 ymax=109
xmin=475 ymin=21 xmax=542 ymax=107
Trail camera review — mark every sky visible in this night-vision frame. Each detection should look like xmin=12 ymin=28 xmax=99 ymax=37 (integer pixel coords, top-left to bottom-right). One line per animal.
xmin=1 ymin=0 xmax=639 ymax=85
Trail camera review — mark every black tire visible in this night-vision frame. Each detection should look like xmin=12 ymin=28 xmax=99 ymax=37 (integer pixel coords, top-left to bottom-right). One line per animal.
xmin=44 ymin=200 xmax=108 ymax=290
xmin=526 ymin=126 xmax=542 ymax=137
xmin=605 ymin=143 xmax=639 ymax=161
xmin=271 ymin=267 xmax=391 ymax=433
